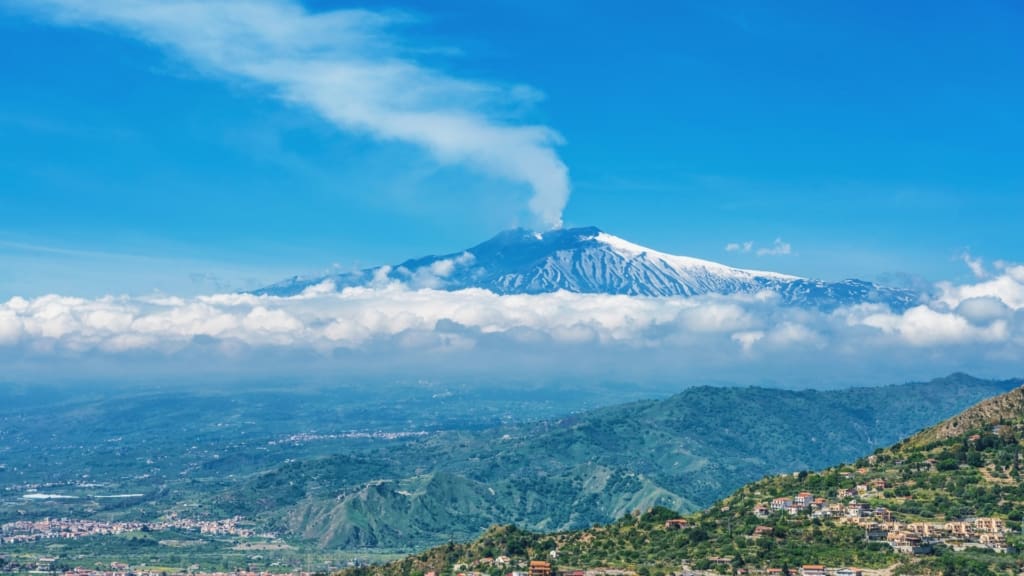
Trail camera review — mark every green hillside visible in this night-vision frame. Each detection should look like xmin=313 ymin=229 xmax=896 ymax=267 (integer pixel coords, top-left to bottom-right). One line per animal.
xmin=348 ymin=384 xmax=1024 ymax=576
xmin=211 ymin=374 xmax=1021 ymax=550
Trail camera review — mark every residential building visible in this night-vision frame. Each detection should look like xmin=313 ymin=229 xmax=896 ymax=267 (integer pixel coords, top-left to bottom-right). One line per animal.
xmin=664 ymin=519 xmax=689 ymax=530
xmin=529 ymin=561 xmax=551 ymax=576
xmin=800 ymin=565 xmax=826 ymax=576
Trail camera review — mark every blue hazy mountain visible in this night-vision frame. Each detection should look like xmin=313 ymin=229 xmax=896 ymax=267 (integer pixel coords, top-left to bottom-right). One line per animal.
xmin=254 ymin=226 xmax=919 ymax=310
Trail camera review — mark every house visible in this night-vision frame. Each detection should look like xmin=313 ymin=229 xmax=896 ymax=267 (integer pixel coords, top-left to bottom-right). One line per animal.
xmin=766 ymin=569 xmax=783 ymax=576
xmin=979 ymin=533 xmax=1008 ymax=552
xmin=906 ymin=523 xmax=934 ymax=537
xmin=770 ymin=498 xmax=792 ymax=511
xmin=664 ymin=518 xmax=690 ymax=530
xmin=494 ymin=556 xmax=511 ymax=566
xmin=944 ymin=522 xmax=971 ymax=538
xmin=529 ymin=561 xmax=551 ymax=576
xmin=974 ymin=518 xmax=1005 ymax=533
xmin=837 ymin=488 xmax=854 ymax=499
xmin=753 ymin=525 xmax=773 ymax=538
xmin=846 ymin=502 xmax=871 ymax=518
xmin=753 ymin=505 xmax=770 ymax=519
xmin=864 ymin=524 xmax=889 ymax=541
xmin=836 ymin=568 xmax=862 ymax=576
xmin=800 ymin=565 xmax=826 ymax=576
xmin=794 ymin=492 xmax=814 ymax=507
xmin=888 ymin=533 xmax=933 ymax=555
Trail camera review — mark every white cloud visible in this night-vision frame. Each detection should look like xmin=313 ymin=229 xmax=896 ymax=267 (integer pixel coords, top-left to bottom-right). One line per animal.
xmin=398 ymin=252 xmax=476 ymax=289
xmin=756 ymin=238 xmax=792 ymax=256
xmin=725 ymin=239 xmax=792 ymax=256
xmin=731 ymin=330 xmax=764 ymax=352
xmin=961 ymin=251 xmax=987 ymax=279
xmin=934 ymin=264 xmax=1024 ymax=310
xmin=725 ymin=241 xmax=753 ymax=253
xmin=956 ymin=297 xmax=1011 ymax=325
xmin=17 ymin=0 xmax=570 ymax=228
xmin=858 ymin=305 xmax=1007 ymax=347
xmin=0 ymin=309 xmax=22 ymax=345
xmin=2 ymin=263 xmax=1024 ymax=383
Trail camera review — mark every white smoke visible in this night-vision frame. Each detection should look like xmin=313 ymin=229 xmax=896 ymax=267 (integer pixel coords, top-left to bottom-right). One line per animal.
xmin=18 ymin=0 xmax=571 ymax=228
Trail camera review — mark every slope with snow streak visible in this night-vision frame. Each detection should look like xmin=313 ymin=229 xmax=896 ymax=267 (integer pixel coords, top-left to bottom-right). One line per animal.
xmin=255 ymin=226 xmax=918 ymax=310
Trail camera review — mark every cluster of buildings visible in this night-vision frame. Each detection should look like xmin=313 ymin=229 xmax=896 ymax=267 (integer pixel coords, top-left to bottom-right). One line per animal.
xmin=267 ymin=430 xmax=428 ymax=445
xmin=844 ymin=516 xmax=1012 ymax=555
xmin=447 ymin=559 xmax=635 ymax=576
xmin=0 ymin=516 xmax=269 ymax=544
xmin=751 ymin=489 xmax=1014 ymax=555
xmin=48 ymin=567 xmax=313 ymax=576
xmin=756 ymin=497 xmax=891 ymax=523
xmin=740 ymin=566 xmax=862 ymax=576
xmin=754 ymin=482 xmax=886 ymax=520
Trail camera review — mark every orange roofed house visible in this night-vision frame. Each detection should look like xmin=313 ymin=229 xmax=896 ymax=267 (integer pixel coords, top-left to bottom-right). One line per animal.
xmin=665 ymin=518 xmax=690 ymax=530
xmin=801 ymin=565 xmax=827 ymax=576
xmin=529 ymin=561 xmax=551 ymax=576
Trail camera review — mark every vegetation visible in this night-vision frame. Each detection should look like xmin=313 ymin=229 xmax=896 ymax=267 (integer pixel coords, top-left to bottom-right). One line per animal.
xmin=2 ymin=374 xmax=1021 ymax=556
xmin=348 ymin=384 xmax=1024 ymax=576
xmin=232 ymin=373 xmax=1023 ymax=549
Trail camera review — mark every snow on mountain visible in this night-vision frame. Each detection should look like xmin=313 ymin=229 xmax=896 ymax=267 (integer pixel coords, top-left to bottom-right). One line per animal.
xmin=253 ymin=226 xmax=919 ymax=310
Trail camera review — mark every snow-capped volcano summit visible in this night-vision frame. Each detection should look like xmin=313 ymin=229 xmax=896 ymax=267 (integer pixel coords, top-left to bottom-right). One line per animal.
xmin=255 ymin=226 xmax=919 ymax=310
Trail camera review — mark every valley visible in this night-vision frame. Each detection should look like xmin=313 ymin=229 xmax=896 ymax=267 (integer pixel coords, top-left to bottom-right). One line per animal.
xmin=2 ymin=375 xmax=1020 ymax=573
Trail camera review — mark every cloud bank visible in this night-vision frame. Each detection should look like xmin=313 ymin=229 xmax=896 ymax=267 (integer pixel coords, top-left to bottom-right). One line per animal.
xmin=18 ymin=0 xmax=570 ymax=228
xmin=2 ymin=264 xmax=1023 ymax=385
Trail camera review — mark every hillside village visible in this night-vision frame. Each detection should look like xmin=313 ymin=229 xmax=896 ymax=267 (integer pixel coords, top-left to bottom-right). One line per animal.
xmin=753 ymin=486 xmax=1012 ymax=555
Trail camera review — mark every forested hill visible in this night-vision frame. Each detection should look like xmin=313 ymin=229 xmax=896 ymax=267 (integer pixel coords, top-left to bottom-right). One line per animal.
xmin=213 ymin=374 xmax=1022 ymax=550
xmin=345 ymin=382 xmax=1024 ymax=576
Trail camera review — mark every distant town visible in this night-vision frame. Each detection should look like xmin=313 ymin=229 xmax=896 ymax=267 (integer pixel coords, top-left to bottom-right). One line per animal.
xmin=1 ymin=517 xmax=270 ymax=545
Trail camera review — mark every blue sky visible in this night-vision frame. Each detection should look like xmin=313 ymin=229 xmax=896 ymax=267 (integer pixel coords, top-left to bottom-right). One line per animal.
xmin=1 ymin=0 xmax=1022 ymax=298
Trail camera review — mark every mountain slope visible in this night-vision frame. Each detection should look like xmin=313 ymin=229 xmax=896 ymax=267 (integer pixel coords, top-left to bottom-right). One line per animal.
xmin=254 ymin=227 xmax=919 ymax=310
xmin=354 ymin=382 xmax=1024 ymax=576
xmin=909 ymin=385 xmax=1024 ymax=446
xmin=212 ymin=374 xmax=1021 ymax=551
